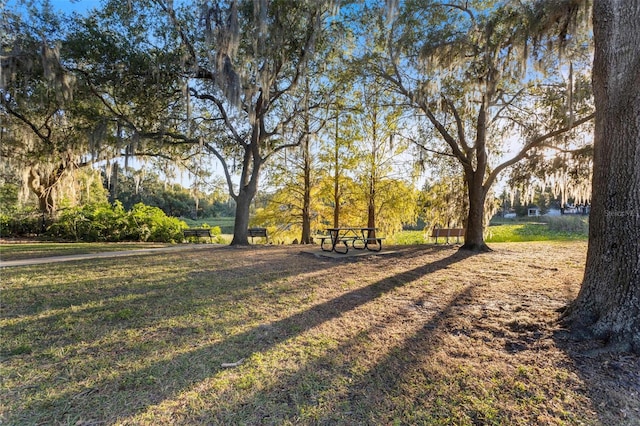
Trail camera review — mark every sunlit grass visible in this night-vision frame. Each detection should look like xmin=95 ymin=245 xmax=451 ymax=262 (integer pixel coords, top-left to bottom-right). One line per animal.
xmin=485 ymin=222 xmax=588 ymax=243
xmin=389 ymin=219 xmax=588 ymax=245
xmin=180 ymin=216 xmax=235 ymax=234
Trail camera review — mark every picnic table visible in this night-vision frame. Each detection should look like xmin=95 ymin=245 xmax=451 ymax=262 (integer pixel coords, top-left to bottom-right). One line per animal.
xmin=319 ymin=227 xmax=384 ymax=254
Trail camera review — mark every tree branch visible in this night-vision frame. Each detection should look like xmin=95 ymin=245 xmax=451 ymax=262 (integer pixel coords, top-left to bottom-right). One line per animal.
xmin=489 ymin=87 xmax=526 ymax=125
xmin=485 ymin=112 xmax=594 ymax=190
xmin=420 ymin=101 xmax=473 ymax=169
xmin=396 ymin=133 xmax=456 ymax=158
xmin=191 ymin=88 xmax=246 ymax=145
xmin=203 ymin=142 xmax=237 ymax=200
xmin=1 ymin=94 xmax=51 ymax=142
xmin=443 ymin=95 xmax=471 ymax=153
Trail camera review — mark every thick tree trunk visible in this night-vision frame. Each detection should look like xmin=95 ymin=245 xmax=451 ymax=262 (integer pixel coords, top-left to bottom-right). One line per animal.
xmin=230 ymin=122 xmax=263 ymax=246
xmin=461 ymin=173 xmax=490 ymax=251
xmin=28 ymin=167 xmax=57 ymax=217
xmin=231 ymin=150 xmax=260 ymax=246
xmin=231 ymin=186 xmax=253 ymax=246
xmin=565 ymin=0 xmax=640 ymax=353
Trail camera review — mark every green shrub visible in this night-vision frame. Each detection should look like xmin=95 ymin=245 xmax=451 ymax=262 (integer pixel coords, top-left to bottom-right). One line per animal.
xmin=0 ymin=213 xmax=9 ymax=237
xmin=46 ymin=202 xmax=186 ymax=243
xmin=0 ymin=211 xmax=49 ymax=238
xmin=48 ymin=203 xmax=125 ymax=242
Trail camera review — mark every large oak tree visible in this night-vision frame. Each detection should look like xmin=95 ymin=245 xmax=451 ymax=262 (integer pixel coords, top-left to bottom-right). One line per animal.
xmin=1 ymin=5 xmax=114 ymax=216
xmin=368 ymin=0 xmax=594 ymax=250
xmin=70 ymin=0 xmax=337 ymax=245
xmin=564 ymin=0 xmax=640 ymax=353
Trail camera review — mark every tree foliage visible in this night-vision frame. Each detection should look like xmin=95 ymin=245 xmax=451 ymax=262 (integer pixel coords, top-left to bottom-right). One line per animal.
xmin=361 ymin=0 xmax=594 ymax=250
xmin=1 ymin=4 xmax=106 ymax=216
xmin=63 ymin=0 xmax=339 ymax=245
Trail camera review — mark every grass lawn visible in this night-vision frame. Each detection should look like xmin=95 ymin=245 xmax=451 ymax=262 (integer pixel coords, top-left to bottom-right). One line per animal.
xmin=1 ymin=242 xmax=638 ymax=425
xmin=486 ymin=223 xmax=588 ymax=243
xmin=180 ymin=216 xmax=235 ymax=234
xmin=0 ymin=242 xmax=171 ymax=262
xmin=392 ymin=217 xmax=588 ymax=245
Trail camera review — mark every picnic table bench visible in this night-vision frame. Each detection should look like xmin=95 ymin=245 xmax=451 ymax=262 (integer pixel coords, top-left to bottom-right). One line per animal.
xmin=248 ymin=227 xmax=269 ymax=243
xmin=183 ymin=228 xmax=213 ymax=243
xmin=319 ymin=227 xmax=384 ymax=254
xmin=430 ymin=227 xmax=465 ymax=244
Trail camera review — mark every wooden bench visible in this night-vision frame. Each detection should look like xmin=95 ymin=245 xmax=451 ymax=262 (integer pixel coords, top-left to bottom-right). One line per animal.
xmin=430 ymin=228 xmax=465 ymax=244
xmin=183 ymin=228 xmax=213 ymax=243
xmin=248 ymin=227 xmax=268 ymax=243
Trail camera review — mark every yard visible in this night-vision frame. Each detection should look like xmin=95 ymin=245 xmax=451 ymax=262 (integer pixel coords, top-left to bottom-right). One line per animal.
xmin=1 ymin=242 xmax=638 ymax=425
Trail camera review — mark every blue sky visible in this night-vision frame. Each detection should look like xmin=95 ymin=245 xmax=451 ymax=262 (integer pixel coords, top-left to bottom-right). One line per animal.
xmin=6 ymin=0 xmax=101 ymax=15
xmin=53 ymin=0 xmax=101 ymax=13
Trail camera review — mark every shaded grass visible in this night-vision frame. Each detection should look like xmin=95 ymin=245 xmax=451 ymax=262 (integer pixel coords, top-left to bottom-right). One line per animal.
xmin=0 ymin=242 xmax=171 ymax=262
xmin=1 ymin=243 xmax=637 ymax=425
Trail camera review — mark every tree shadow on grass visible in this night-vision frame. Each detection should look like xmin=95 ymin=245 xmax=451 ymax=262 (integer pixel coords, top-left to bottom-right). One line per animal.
xmin=2 ymin=248 xmax=337 ymax=357
xmin=194 ymin=283 xmax=475 ymax=424
xmin=9 ymin=247 xmax=475 ymax=424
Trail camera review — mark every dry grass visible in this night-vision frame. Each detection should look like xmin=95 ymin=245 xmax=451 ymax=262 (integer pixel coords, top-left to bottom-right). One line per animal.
xmin=1 ymin=242 xmax=638 ymax=425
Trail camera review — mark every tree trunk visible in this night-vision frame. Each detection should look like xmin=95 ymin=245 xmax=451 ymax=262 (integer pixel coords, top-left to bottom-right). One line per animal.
xmin=369 ymin=112 xmax=379 ymax=240
xmin=231 ymin=186 xmax=253 ymax=245
xmin=333 ymin=116 xmax=340 ymax=228
xmin=230 ymin=146 xmax=260 ymax=246
xmin=28 ymin=166 xmax=57 ymax=217
xmin=36 ymin=191 xmax=56 ymax=218
xmin=109 ymin=162 xmax=119 ymax=204
xmin=301 ymin=189 xmax=311 ymax=243
xmin=461 ymin=172 xmax=490 ymax=251
xmin=301 ymin=138 xmax=312 ymax=244
xmin=564 ymin=0 xmax=640 ymax=353
xmin=367 ymin=179 xmax=377 ymax=240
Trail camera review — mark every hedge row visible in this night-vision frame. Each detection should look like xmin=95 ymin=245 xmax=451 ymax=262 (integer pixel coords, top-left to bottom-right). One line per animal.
xmin=1 ymin=202 xmax=188 ymax=243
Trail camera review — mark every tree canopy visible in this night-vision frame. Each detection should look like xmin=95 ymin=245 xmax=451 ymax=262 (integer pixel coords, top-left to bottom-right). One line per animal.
xmin=2 ymin=0 xmax=595 ymax=246
xmin=356 ymin=0 xmax=594 ymax=250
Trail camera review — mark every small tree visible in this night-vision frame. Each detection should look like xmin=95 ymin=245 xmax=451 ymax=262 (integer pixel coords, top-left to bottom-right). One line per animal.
xmin=353 ymin=74 xmax=415 ymax=238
